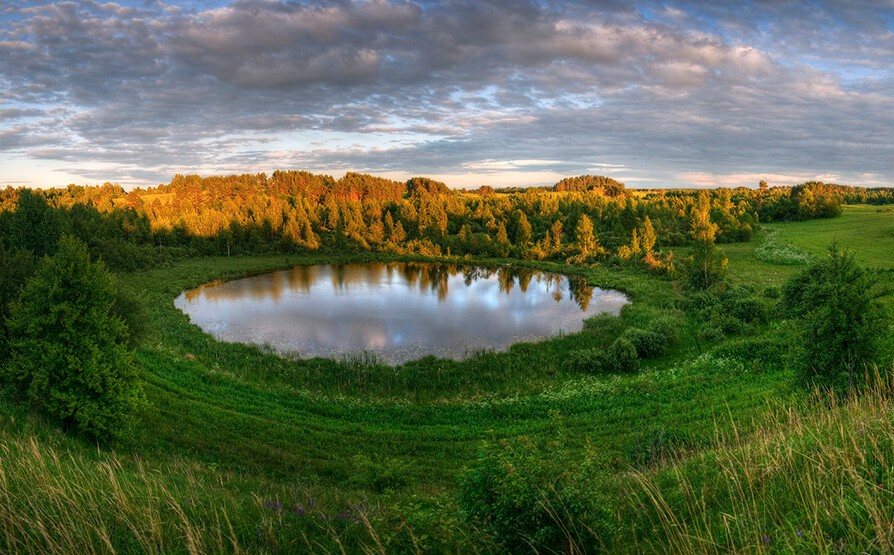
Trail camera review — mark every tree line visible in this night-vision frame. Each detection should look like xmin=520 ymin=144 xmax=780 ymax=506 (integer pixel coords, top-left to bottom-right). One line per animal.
xmin=4 ymin=174 xmax=890 ymax=274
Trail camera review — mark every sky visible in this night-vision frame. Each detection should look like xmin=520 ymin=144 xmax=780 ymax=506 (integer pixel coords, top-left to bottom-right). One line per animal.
xmin=1 ymin=0 xmax=893 ymax=190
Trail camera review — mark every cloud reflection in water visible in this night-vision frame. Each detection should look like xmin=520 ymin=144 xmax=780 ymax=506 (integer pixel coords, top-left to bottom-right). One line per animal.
xmin=175 ymin=263 xmax=628 ymax=364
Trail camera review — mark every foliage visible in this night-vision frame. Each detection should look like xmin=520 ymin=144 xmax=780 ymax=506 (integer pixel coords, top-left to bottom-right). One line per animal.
xmin=0 ymin=244 xmax=37 ymax=366
xmin=565 ymin=338 xmax=640 ymax=374
xmin=458 ymin=438 xmax=604 ymax=553
xmin=621 ymin=328 xmax=669 ymax=359
xmin=685 ymin=192 xmax=727 ymax=289
xmin=609 ymin=337 xmax=640 ymax=373
xmin=3 ymin=236 xmax=144 ymax=440
xmin=564 ymin=348 xmax=611 ymax=374
xmin=781 ymin=243 xmax=890 ymax=390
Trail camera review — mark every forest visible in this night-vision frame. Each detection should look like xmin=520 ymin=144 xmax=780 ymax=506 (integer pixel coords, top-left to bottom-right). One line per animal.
xmin=1 ymin=172 xmax=894 ymax=553
xmin=2 ymin=172 xmax=891 ymax=272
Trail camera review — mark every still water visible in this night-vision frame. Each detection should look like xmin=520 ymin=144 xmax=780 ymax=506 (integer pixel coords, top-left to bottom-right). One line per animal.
xmin=175 ymin=263 xmax=628 ymax=364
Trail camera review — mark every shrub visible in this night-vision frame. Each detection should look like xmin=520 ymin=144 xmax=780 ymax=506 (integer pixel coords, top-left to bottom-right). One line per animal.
xmin=621 ymin=317 xmax=680 ymax=359
xmin=608 ymin=338 xmax=640 ymax=373
xmin=458 ymin=439 xmax=603 ymax=553
xmin=782 ymin=243 xmax=890 ymax=390
xmin=564 ymin=348 xmax=610 ymax=374
xmin=3 ymin=236 xmax=144 ymax=440
xmin=566 ymin=339 xmax=641 ymax=374
xmin=725 ymin=294 xmax=769 ymax=325
xmin=698 ymin=325 xmax=725 ymax=343
xmin=621 ymin=328 xmax=664 ymax=359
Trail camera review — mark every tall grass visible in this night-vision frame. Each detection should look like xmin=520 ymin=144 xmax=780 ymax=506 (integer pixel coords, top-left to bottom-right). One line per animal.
xmin=0 ymin=414 xmax=479 ymax=553
xmin=0 ymin=432 xmax=237 ymax=554
xmin=627 ymin=366 xmax=894 ymax=553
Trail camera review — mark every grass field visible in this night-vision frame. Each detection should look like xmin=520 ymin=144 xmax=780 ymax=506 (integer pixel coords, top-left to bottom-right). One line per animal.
xmin=725 ymin=204 xmax=894 ymax=311
xmin=1 ymin=205 xmax=893 ymax=552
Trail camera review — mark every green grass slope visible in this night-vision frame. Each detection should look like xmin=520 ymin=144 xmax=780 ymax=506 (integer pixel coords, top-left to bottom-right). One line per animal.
xmin=0 ymin=206 xmax=892 ymax=552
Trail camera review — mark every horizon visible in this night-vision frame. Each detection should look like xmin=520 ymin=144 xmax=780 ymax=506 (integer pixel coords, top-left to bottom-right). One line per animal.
xmin=2 ymin=1 xmax=893 ymax=190
xmin=4 ymin=169 xmax=889 ymax=193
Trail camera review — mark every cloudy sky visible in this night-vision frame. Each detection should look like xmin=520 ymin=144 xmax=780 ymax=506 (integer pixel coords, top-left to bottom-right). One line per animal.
xmin=1 ymin=0 xmax=892 ymax=190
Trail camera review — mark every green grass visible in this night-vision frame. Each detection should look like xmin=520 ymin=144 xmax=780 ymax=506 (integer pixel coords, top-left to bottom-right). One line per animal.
xmin=626 ymin=369 xmax=894 ymax=553
xmin=1 ymin=205 xmax=893 ymax=552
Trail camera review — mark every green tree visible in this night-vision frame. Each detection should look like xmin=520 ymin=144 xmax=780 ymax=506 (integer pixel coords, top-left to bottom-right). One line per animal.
xmin=9 ymin=188 xmax=62 ymax=257
xmin=511 ymin=210 xmax=532 ymax=246
xmin=782 ymin=243 xmax=890 ymax=390
xmin=686 ymin=193 xmax=726 ymax=289
xmin=568 ymin=214 xmax=603 ymax=263
xmin=3 ymin=236 xmax=143 ymax=440
xmin=0 ymin=244 xmax=38 ymax=366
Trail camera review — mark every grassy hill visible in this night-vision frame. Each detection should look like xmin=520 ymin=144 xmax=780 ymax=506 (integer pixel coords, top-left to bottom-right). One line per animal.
xmin=1 ymin=206 xmax=893 ymax=553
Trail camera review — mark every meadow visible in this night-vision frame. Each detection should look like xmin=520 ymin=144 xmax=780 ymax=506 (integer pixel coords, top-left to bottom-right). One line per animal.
xmin=1 ymin=201 xmax=893 ymax=552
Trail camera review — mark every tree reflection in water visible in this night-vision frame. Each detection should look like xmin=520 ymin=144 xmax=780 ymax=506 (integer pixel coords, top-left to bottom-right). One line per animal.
xmin=175 ymin=263 xmax=625 ymax=363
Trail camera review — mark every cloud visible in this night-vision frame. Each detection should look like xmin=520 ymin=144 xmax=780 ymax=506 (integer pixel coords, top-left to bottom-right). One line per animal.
xmin=0 ymin=0 xmax=892 ymax=188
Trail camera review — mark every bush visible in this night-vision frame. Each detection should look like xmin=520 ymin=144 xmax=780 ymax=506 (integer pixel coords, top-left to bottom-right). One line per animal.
xmin=622 ymin=328 xmax=660 ymax=358
xmin=3 ymin=236 xmax=144 ymax=440
xmin=698 ymin=325 xmax=725 ymax=343
xmin=726 ymin=294 xmax=769 ymax=325
xmin=458 ymin=439 xmax=604 ymax=553
xmin=564 ymin=348 xmax=611 ymax=374
xmin=566 ymin=339 xmax=641 ymax=374
xmin=648 ymin=316 xmax=680 ymax=346
xmin=621 ymin=317 xmax=679 ymax=359
xmin=608 ymin=338 xmax=639 ymax=373
xmin=782 ymin=244 xmax=890 ymax=390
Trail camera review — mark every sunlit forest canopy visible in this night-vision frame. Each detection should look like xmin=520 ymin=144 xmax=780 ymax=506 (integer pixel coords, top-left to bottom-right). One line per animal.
xmin=1 ymin=173 xmax=892 ymax=273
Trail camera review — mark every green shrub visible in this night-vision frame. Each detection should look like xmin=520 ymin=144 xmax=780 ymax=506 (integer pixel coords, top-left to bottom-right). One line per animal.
xmin=564 ymin=348 xmax=610 ymax=374
xmin=346 ymin=454 xmax=409 ymax=494
xmin=782 ymin=244 xmax=890 ymax=390
xmin=566 ymin=339 xmax=641 ymax=374
xmin=458 ymin=439 xmax=603 ymax=553
xmin=621 ymin=328 xmax=665 ymax=359
xmin=698 ymin=325 xmax=725 ymax=343
xmin=647 ymin=316 xmax=680 ymax=346
xmin=608 ymin=338 xmax=639 ymax=373
xmin=726 ymin=295 xmax=769 ymax=324
xmin=3 ymin=236 xmax=144 ymax=440
xmin=621 ymin=316 xmax=680 ymax=359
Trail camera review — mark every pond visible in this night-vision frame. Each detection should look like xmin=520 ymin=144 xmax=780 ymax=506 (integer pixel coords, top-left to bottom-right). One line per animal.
xmin=174 ymin=263 xmax=628 ymax=364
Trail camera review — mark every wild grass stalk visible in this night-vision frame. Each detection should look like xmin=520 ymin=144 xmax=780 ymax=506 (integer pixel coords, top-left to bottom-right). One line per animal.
xmin=628 ymin=365 xmax=894 ymax=553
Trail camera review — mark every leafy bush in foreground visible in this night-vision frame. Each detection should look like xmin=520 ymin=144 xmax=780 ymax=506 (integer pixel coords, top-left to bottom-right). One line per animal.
xmin=3 ymin=236 xmax=144 ymax=440
xmin=782 ymin=243 xmax=890 ymax=390
xmin=458 ymin=438 xmax=607 ymax=553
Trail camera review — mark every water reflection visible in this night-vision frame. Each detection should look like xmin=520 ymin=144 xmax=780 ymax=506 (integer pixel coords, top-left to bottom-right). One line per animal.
xmin=176 ymin=263 xmax=628 ymax=364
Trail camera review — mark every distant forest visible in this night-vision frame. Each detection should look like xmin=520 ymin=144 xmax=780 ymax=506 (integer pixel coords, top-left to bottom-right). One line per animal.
xmin=1 ymin=172 xmax=892 ymax=273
